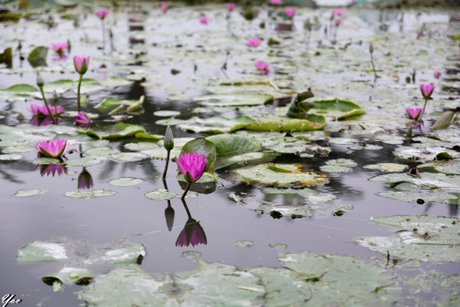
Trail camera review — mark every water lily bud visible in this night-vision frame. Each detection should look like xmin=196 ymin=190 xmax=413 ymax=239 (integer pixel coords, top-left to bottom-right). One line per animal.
xmin=36 ymin=71 xmax=44 ymax=88
xmin=164 ymin=126 xmax=174 ymax=151
xmin=164 ymin=203 xmax=175 ymax=231
xmin=369 ymin=42 xmax=374 ymax=54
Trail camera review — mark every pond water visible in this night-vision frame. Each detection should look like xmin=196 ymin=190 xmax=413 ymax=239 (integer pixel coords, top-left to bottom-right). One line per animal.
xmin=0 ymin=2 xmax=459 ymax=306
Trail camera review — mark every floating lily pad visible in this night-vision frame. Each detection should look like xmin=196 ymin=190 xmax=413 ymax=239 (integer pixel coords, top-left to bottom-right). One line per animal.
xmin=370 ymin=172 xmax=460 ymax=191
xmin=27 ymin=46 xmax=48 ymax=67
xmin=145 ymin=189 xmax=177 ymax=201
xmin=355 ymin=216 xmax=460 ymax=263
xmin=17 ymin=237 xmax=146 ymax=265
xmin=233 ymin=240 xmax=254 ymax=248
xmin=277 ymin=251 xmax=398 ymax=306
xmin=95 ymin=96 xmax=144 ymax=115
xmin=309 ymin=98 xmax=365 ymax=120
xmin=206 ymin=134 xmax=261 ymax=156
xmin=13 ymin=189 xmax=47 ymax=197
xmin=66 ymin=157 xmax=103 ymax=167
xmin=377 ymin=190 xmax=458 ymax=204
xmin=236 ymin=163 xmax=328 ymax=188
xmin=0 ymin=153 xmax=22 ymax=161
xmin=42 ymin=267 xmax=94 ymax=288
xmin=364 ymin=163 xmax=408 ymax=173
xmin=418 ymin=160 xmax=460 ymax=175
xmin=194 ymin=93 xmax=273 ymax=107
xmin=109 ymin=177 xmax=144 ymax=187
xmin=78 ymin=261 xmax=264 ymax=306
xmin=320 ymin=158 xmax=357 ymax=173
xmin=216 ymin=151 xmax=279 ymax=170
xmin=153 ymin=110 xmax=180 ymax=117
xmin=1 ymin=84 xmax=38 ymax=96
xmin=64 ymin=189 xmax=117 ymax=199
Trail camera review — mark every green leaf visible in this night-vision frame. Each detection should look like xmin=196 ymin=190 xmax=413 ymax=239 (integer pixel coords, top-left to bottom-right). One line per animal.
xmin=194 ymin=93 xmax=273 ymax=107
xmin=432 ymin=111 xmax=455 ymax=130
xmin=206 ymin=134 xmax=261 ymax=156
xmin=310 ymin=98 xmax=365 ymax=120
xmin=235 ymin=163 xmax=328 ymax=188
xmin=355 ymin=216 xmax=460 ymax=263
xmin=237 ymin=117 xmax=326 ymax=132
xmin=27 ymin=46 xmax=48 ymax=67
xmin=180 ymin=138 xmax=217 ymax=173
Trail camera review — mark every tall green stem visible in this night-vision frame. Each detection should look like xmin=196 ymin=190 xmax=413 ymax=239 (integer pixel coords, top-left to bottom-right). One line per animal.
xmin=418 ymin=98 xmax=428 ymax=123
xmin=39 ymin=87 xmax=56 ymax=124
xmin=77 ymin=74 xmax=83 ymax=112
xmin=162 ymin=150 xmax=170 ymax=179
xmin=181 ymin=182 xmax=192 ymax=199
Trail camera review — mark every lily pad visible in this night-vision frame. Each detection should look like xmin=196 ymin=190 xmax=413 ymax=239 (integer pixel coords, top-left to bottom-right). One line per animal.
xmin=355 ymin=216 xmax=460 ymax=263
xmin=235 ymin=163 xmax=328 ymax=188
xmin=206 ymin=134 xmax=261 ymax=156
xmin=27 ymin=46 xmax=48 ymax=67
xmin=194 ymin=93 xmax=273 ymax=107
xmin=309 ymin=98 xmax=365 ymax=120
xmin=17 ymin=237 xmax=146 ymax=265
xmin=364 ymin=163 xmax=409 ymax=173
xmin=145 ymin=189 xmax=177 ymax=201
xmin=64 ymin=190 xmax=117 ymax=199
xmin=320 ymin=158 xmax=357 ymax=173
xmin=13 ymin=189 xmax=47 ymax=197
xmin=109 ymin=177 xmax=144 ymax=187
xmin=277 ymin=251 xmax=398 ymax=306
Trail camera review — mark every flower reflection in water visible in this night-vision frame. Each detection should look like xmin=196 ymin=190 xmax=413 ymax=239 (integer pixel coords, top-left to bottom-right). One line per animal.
xmin=39 ymin=163 xmax=67 ymax=177
xmin=77 ymin=167 xmax=93 ymax=190
xmin=176 ymin=199 xmax=207 ymax=247
xmin=163 ymin=179 xmax=175 ymax=231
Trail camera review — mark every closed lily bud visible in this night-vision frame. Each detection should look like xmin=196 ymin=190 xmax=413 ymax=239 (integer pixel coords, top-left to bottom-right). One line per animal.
xmin=164 ymin=203 xmax=175 ymax=231
xmin=164 ymin=126 xmax=174 ymax=151
xmin=369 ymin=42 xmax=374 ymax=53
xmin=36 ymin=71 xmax=44 ymax=88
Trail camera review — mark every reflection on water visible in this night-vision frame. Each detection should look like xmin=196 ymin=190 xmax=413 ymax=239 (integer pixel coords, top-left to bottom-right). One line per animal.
xmin=176 ymin=198 xmax=207 ymax=248
xmin=39 ymin=163 xmax=67 ymax=177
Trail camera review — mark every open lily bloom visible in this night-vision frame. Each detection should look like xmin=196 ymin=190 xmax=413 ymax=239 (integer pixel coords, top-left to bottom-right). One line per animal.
xmin=51 ymin=42 xmax=68 ymax=57
xmin=285 ymin=8 xmax=296 ymax=19
xmin=199 ymin=15 xmax=209 ymax=25
xmin=40 ymin=163 xmax=67 ymax=177
xmin=35 ymin=138 xmax=67 ymax=159
xmin=75 ymin=112 xmax=90 ymax=129
xmin=255 ymin=60 xmax=270 ymax=75
xmin=95 ymin=9 xmax=109 ymax=20
xmin=247 ymin=37 xmax=261 ymax=47
xmin=270 ymin=0 xmax=283 ymax=5
xmin=225 ymin=3 xmax=236 ymax=11
xmin=176 ymin=218 xmax=207 ymax=247
xmin=160 ymin=1 xmax=168 ymax=13
xmin=406 ymin=107 xmax=422 ymax=120
xmin=177 ymin=152 xmax=206 ymax=183
xmin=30 ymin=104 xmax=64 ymax=118
xmin=333 ymin=8 xmax=345 ymax=17
xmin=420 ymin=83 xmax=435 ymax=99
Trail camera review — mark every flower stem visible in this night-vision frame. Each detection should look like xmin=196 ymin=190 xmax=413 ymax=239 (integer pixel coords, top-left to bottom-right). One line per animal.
xmin=77 ymin=73 xmax=83 ymax=112
xmin=418 ymin=98 xmax=428 ymax=123
xmin=370 ymin=51 xmax=378 ymax=81
xmin=181 ymin=182 xmax=192 ymax=199
xmin=101 ymin=20 xmax=106 ymax=51
xmin=39 ymin=86 xmax=56 ymax=124
xmin=162 ymin=150 xmax=170 ymax=179
xmin=181 ymin=198 xmax=192 ymax=219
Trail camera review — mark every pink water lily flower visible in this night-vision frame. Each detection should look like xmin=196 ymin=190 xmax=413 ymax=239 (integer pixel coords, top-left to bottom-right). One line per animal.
xmin=434 ymin=70 xmax=441 ymax=79
xmin=285 ymin=8 xmax=296 ymax=18
xmin=73 ymin=55 xmax=90 ymax=75
xmin=74 ymin=112 xmax=90 ymax=129
xmin=177 ymin=152 xmax=206 ymax=183
xmin=270 ymin=0 xmax=283 ymax=5
xmin=406 ymin=107 xmax=422 ymax=120
xmin=40 ymin=163 xmax=67 ymax=177
xmin=95 ymin=9 xmax=109 ymax=20
xmin=51 ymin=42 xmax=68 ymax=57
xmin=333 ymin=8 xmax=345 ymax=17
xmin=225 ymin=3 xmax=236 ymax=11
xmin=199 ymin=15 xmax=209 ymax=25
xmin=420 ymin=83 xmax=435 ymax=99
xmin=255 ymin=60 xmax=270 ymax=75
xmin=160 ymin=1 xmax=168 ymax=14
xmin=176 ymin=218 xmax=207 ymax=247
xmin=35 ymin=138 xmax=67 ymax=159
xmin=30 ymin=104 xmax=64 ymax=117
xmin=31 ymin=116 xmax=54 ymax=127
xmin=247 ymin=37 xmax=261 ymax=47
